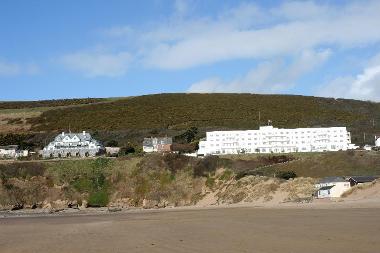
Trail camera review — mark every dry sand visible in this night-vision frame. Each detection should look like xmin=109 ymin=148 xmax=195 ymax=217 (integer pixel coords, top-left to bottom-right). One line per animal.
xmin=1 ymin=206 xmax=380 ymax=253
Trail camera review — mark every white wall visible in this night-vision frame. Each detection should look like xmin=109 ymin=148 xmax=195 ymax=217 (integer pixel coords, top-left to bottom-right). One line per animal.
xmin=376 ymin=137 xmax=380 ymax=147
xmin=199 ymin=126 xmax=352 ymax=155
xmin=316 ymin=181 xmax=351 ymax=198
xmin=0 ymin=149 xmax=17 ymax=157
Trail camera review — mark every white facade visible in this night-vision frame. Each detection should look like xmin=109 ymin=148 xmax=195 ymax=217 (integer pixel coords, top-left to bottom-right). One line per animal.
xmin=42 ymin=131 xmax=103 ymax=158
xmin=0 ymin=145 xmax=28 ymax=159
xmin=143 ymin=137 xmax=172 ymax=153
xmin=198 ymin=126 xmax=352 ymax=155
xmin=315 ymin=177 xmax=351 ymax=198
xmin=376 ymin=136 xmax=380 ymax=147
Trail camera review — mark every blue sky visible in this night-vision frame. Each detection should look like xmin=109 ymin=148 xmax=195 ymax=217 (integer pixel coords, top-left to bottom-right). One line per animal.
xmin=1 ymin=0 xmax=380 ymax=101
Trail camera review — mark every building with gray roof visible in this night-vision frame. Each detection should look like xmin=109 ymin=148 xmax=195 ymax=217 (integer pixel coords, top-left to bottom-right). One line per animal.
xmin=143 ymin=137 xmax=172 ymax=153
xmin=42 ymin=131 xmax=103 ymax=158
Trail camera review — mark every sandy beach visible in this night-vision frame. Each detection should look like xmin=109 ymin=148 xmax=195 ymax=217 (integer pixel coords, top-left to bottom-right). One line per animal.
xmin=1 ymin=205 xmax=379 ymax=253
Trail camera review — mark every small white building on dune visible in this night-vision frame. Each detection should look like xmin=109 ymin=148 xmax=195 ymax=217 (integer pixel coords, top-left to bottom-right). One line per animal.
xmin=198 ymin=125 xmax=352 ymax=156
xmin=315 ymin=177 xmax=351 ymax=198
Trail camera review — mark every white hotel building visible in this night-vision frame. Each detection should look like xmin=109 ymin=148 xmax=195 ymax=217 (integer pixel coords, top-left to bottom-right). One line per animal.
xmin=198 ymin=126 xmax=353 ymax=155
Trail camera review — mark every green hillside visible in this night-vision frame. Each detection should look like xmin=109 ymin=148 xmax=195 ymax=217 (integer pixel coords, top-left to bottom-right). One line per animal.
xmin=29 ymin=94 xmax=380 ymax=141
xmin=0 ymin=98 xmax=106 ymax=110
xmin=1 ymin=93 xmax=379 ymax=147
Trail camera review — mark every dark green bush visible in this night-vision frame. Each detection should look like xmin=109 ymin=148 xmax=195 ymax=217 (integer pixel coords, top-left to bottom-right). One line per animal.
xmin=276 ymin=171 xmax=297 ymax=180
xmin=205 ymin=177 xmax=215 ymax=188
xmin=87 ymin=190 xmax=109 ymax=207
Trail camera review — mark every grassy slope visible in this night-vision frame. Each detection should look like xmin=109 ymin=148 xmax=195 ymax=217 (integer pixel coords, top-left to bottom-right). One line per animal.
xmin=26 ymin=93 xmax=380 ymax=144
xmin=254 ymin=151 xmax=380 ymax=178
xmin=0 ymin=98 xmax=106 ymax=110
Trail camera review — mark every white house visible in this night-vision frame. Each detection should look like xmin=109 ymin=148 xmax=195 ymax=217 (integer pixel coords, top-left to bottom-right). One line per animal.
xmin=315 ymin=177 xmax=351 ymax=198
xmin=0 ymin=145 xmax=28 ymax=159
xmin=198 ymin=125 xmax=352 ymax=156
xmin=143 ymin=137 xmax=172 ymax=153
xmin=105 ymin=147 xmax=120 ymax=156
xmin=376 ymin=136 xmax=380 ymax=147
xmin=42 ymin=131 xmax=103 ymax=158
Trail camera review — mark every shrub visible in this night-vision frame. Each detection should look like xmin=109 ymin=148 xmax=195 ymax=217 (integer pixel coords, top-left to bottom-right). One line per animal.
xmin=276 ymin=171 xmax=297 ymax=180
xmin=235 ymin=170 xmax=264 ymax=180
xmin=193 ymin=156 xmax=222 ymax=177
xmin=205 ymin=177 xmax=215 ymax=188
xmin=219 ymin=170 xmax=233 ymax=180
xmin=231 ymin=191 xmax=247 ymax=203
xmin=106 ymin=140 xmax=119 ymax=147
xmin=88 ymin=190 xmax=109 ymax=207
xmin=174 ymin=127 xmax=199 ymax=144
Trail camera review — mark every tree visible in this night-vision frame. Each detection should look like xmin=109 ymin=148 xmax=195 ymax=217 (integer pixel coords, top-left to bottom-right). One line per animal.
xmin=174 ymin=127 xmax=199 ymax=144
xmin=276 ymin=171 xmax=297 ymax=180
xmin=106 ymin=140 xmax=118 ymax=147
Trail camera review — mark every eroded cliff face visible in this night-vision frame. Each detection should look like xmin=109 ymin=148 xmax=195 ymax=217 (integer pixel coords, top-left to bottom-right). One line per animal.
xmin=0 ymin=161 xmax=316 ymax=212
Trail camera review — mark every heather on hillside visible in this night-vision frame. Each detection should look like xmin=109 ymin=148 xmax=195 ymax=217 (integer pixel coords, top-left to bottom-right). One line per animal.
xmin=24 ymin=94 xmax=380 ymax=145
xmin=0 ymin=98 xmax=105 ymax=110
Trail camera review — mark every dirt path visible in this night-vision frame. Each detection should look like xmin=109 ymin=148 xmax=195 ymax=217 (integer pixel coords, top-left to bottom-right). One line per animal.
xmin=1 ymin=207 xmax=379 ymax=253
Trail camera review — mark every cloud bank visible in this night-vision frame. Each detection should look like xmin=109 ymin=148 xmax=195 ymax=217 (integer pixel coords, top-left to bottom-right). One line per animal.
xmin=60 ymin=51 xmax=131 ymax=77
xmin=188 ymin=49 xmax=330 ymax=93
xmin=317 ymin=53 xmax=380 ymax=101
xmin=58 ymin=1 xmax=380 ymax=101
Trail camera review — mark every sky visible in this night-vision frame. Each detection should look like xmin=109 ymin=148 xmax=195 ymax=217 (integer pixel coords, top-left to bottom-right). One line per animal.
xmin=1 ymin=0 xmax=380 ymax=101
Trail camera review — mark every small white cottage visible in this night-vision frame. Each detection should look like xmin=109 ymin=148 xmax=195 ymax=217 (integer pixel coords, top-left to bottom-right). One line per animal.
xmin=315 ymin=177 xmax=351 ymax=198
xmin=0 ymin=145 xmax=28 ymax=159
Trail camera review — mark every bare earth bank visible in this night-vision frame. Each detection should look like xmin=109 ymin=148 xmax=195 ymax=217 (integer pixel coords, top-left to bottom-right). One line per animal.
xmin=1 ymin=206 xmax=379 ymax=253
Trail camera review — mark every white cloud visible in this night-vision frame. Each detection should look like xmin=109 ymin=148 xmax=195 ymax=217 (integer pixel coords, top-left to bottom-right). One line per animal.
xmin=174 ymin=0 xmax=191 ymax=17
xmin=141 ymin=1 xmax=380 ymax=69
xmin=0 ymin=60 xmax=20 ymax=76
xmin=318 ymin=65 xmax=380 ymax=102
xmin=0 ymin=59 xmax=41 ymax=76
xmin=317 ymin=51 xmax=380 ymax=101
xmin=61 ymin=51 xmax=132 ymax=77
xmin=188 ymin=49 xmax=330 ymax=93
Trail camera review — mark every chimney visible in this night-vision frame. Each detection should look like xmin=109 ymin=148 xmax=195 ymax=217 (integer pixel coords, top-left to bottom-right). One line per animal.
xmin=83 ymin=131 xmax=86 ymax=135
xmin=62 ymin=132 xmax=65 ymax=136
